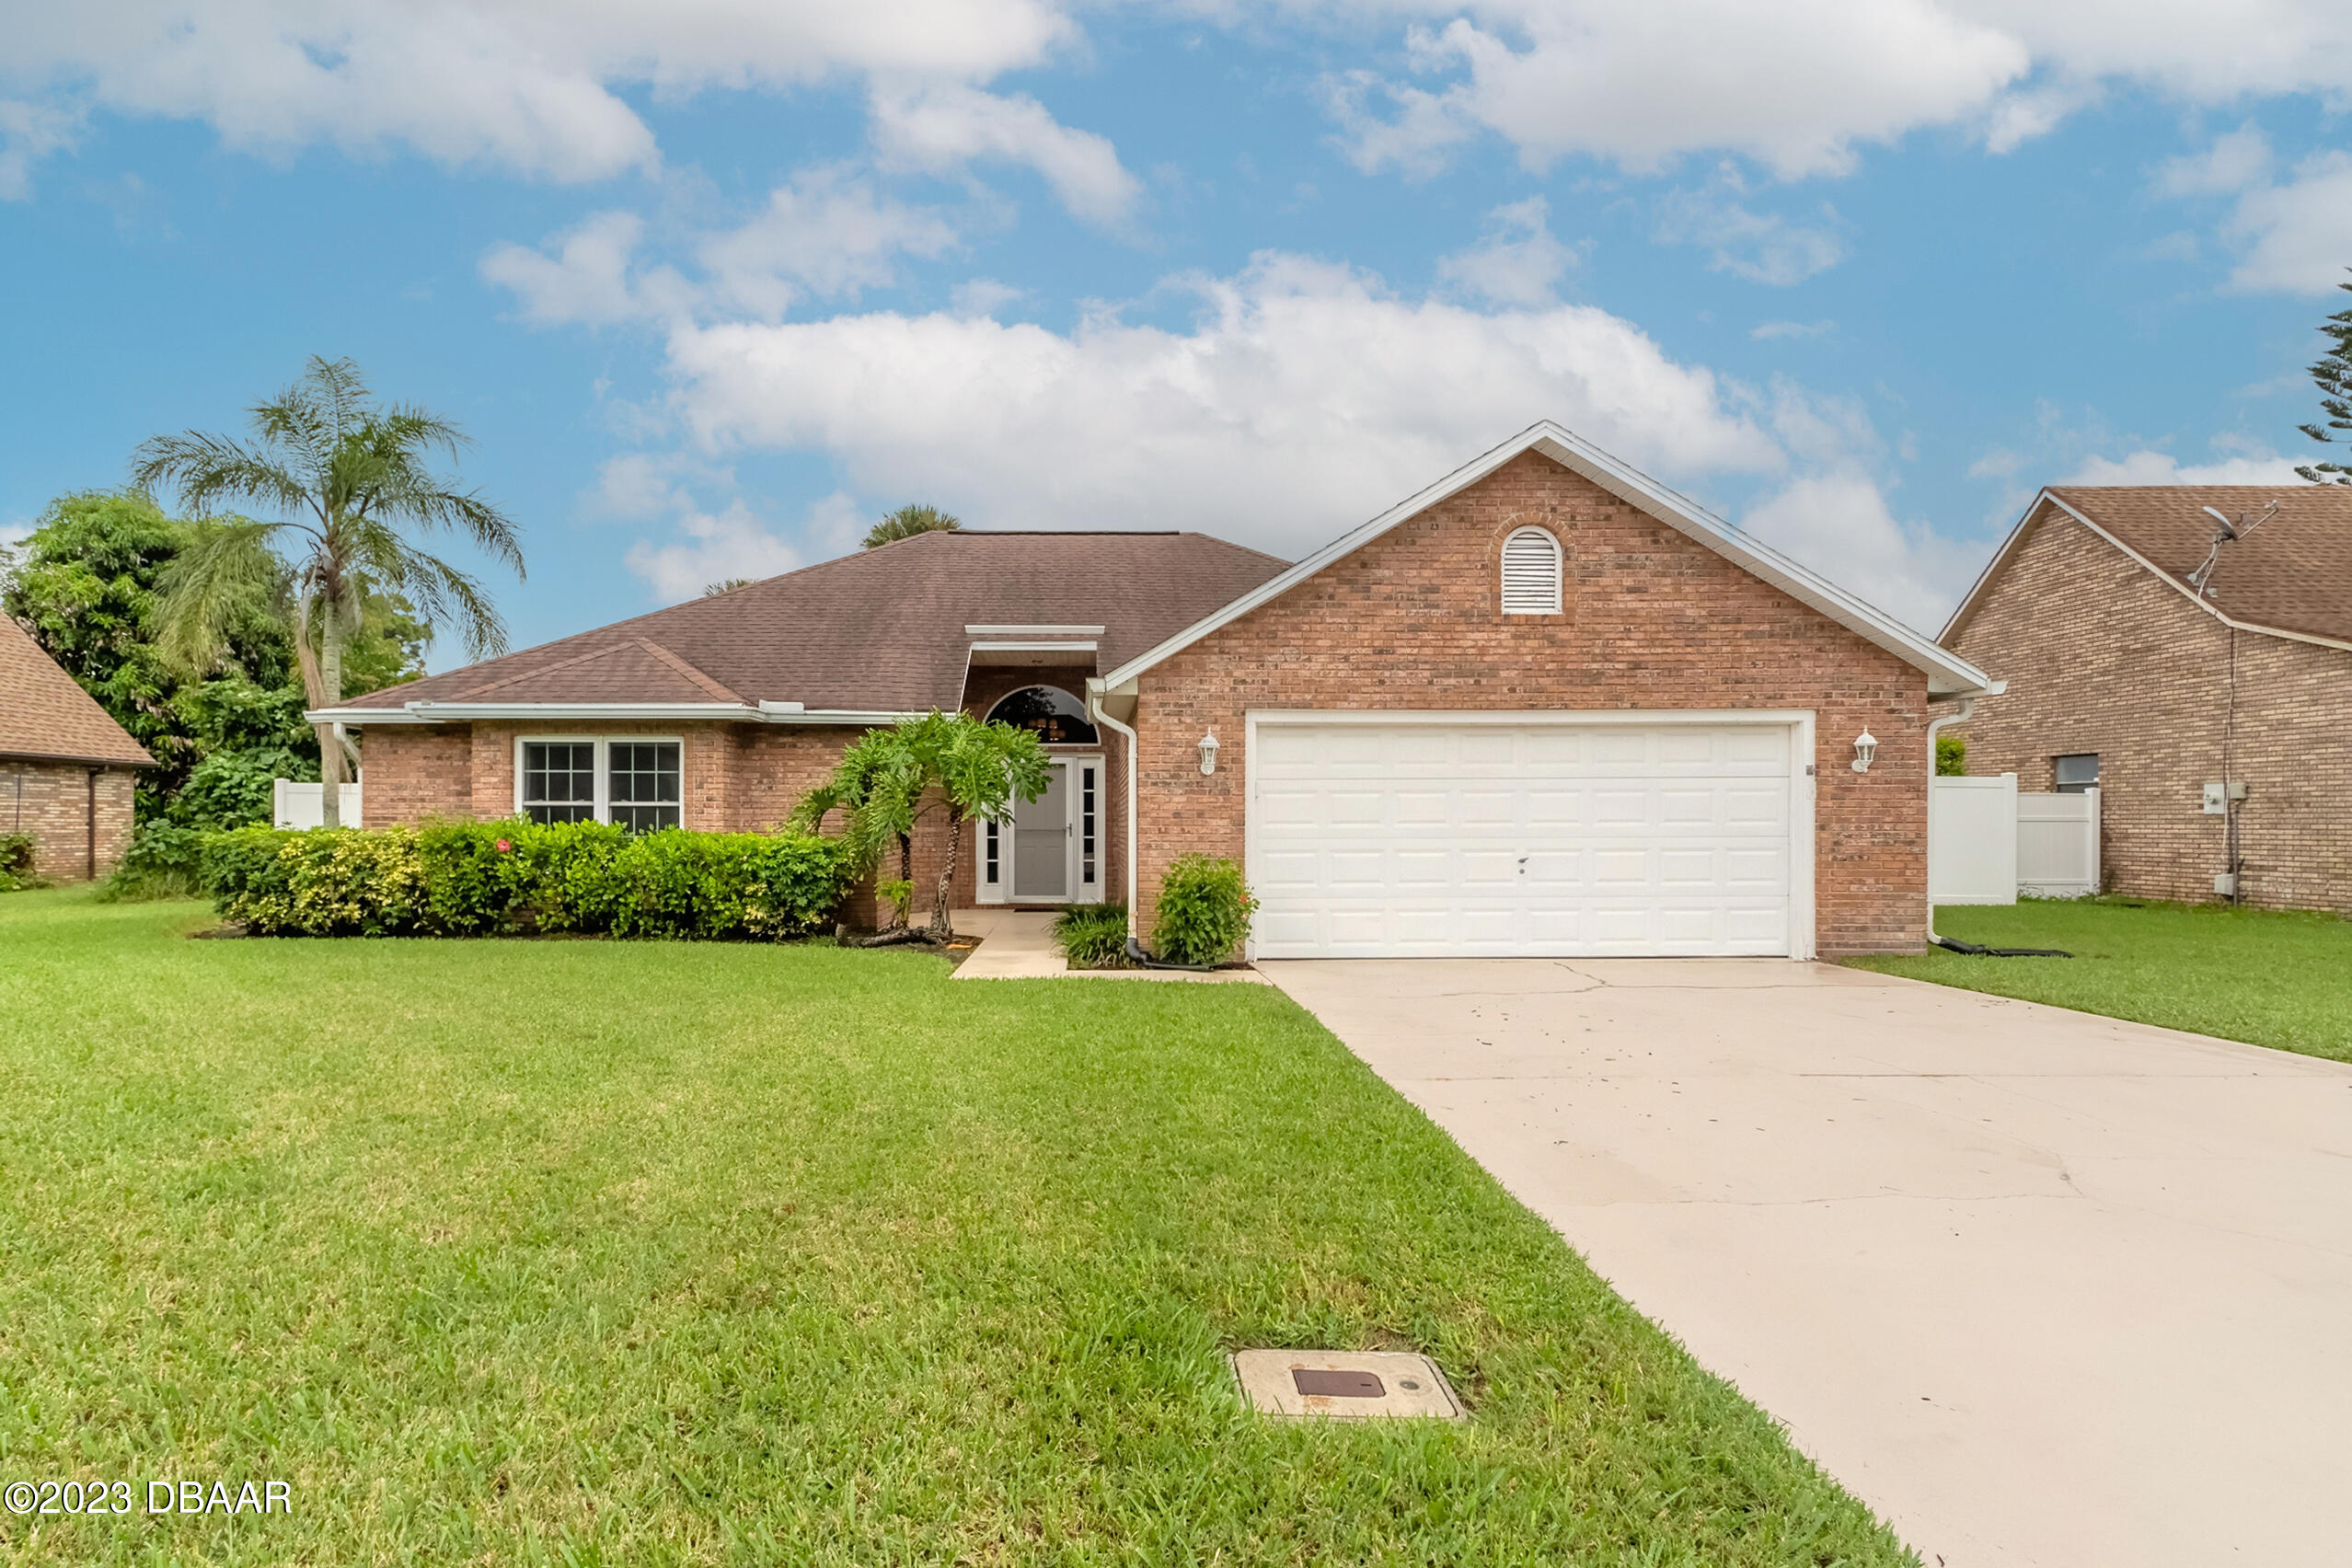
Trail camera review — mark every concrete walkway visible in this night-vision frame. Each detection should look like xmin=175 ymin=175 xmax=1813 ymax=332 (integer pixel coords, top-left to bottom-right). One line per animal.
xmin=950 ymin=910 xmax=1266 ymax=982
xmin=1264 ymin=958 xmax=2352 ymax=1568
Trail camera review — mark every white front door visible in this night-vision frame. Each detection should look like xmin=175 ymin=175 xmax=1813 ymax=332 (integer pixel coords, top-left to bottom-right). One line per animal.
xmin=977 ymin=755 xmax=1105 ymax=905
xmin=1249 ymin=715 xmax=1806 ymax=958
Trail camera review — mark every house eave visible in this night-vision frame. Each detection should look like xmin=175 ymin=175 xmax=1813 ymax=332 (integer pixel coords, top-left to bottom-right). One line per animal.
xmin=308 ymin=701 xmax=922 ymax=726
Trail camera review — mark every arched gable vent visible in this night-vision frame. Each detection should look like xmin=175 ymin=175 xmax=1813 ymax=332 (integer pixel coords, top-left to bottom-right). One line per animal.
xmin=1499 ymin=526 xmax=1563 ymax=615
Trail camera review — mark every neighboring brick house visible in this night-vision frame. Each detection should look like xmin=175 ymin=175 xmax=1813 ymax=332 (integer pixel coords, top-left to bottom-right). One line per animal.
xmin=1 ymin=615 xmax=154 ymax=882
xmin=1943 ymin=484 xmax=2352 ymax=913
xmin=321 ymin=422 xmax=1991 ymax=956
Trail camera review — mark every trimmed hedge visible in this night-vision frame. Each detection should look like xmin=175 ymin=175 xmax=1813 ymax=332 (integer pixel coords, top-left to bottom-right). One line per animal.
xmin=202 ymin=820 xmax=857 ymax=940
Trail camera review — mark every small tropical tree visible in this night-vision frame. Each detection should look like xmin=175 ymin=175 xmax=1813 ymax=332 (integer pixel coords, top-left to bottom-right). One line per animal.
xmin=795 ymin=711 xmax=1051 ymax=941
xmin=2297 ymin=270 xmax=2351 ymax=485
xmin=132 ymin=356 xmax=524 ymax=825
xmin=863 ymin=503 xmax=961 ymax=549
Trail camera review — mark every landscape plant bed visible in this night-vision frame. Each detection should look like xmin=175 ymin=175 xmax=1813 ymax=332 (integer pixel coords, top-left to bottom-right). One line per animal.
xmin=1848 ymin=896 xmax=2352 ymax=1063
xmin=0 ymin=887 xmax=1913 ymax=1566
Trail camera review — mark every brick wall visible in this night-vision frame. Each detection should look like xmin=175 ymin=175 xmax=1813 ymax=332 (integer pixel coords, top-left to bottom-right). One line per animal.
xmin=1949 ymin=503 xmax=2352 ymax=912
xmin=0 ymin=758 xmax=138 ymax=882
xmin=354 ymin=693 xmax=1128 ymax=931
xmin=1130 ymin=450 xmax=1932 ymax=955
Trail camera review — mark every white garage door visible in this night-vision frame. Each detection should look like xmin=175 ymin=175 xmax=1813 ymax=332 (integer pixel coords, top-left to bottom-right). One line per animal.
xmin=1251 ymin=718 xmax=1800 ymax=959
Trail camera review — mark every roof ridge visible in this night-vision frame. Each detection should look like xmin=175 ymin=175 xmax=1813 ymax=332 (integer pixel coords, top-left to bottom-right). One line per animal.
xmin=633 ymin=638 xmax=744 ymax=703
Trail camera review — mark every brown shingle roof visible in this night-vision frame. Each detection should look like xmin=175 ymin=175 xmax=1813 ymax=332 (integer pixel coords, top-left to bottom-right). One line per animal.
xmin=340 ymin=530 xmax=1291 ymax=713
xmin=2044 ymin=486 xmax=2352 ymax=645
xmin=0 ymin=617 xmax=156 ymax=767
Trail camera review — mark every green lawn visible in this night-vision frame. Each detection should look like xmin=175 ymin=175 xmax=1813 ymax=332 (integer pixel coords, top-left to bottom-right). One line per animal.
xmin=1848 ymin=898 xmax=2352 ymax=1063
xmin=0 ymin=889 xmax=1908 ymax=1566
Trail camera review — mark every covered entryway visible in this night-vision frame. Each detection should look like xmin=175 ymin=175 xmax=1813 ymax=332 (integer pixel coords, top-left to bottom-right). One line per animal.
xmin=1247 ymin=712 xmax=1811 ymax=958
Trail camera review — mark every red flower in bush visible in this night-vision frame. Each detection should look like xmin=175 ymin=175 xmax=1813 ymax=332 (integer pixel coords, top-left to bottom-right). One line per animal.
xmin=494 ymin=838 xmax=512 ymax=853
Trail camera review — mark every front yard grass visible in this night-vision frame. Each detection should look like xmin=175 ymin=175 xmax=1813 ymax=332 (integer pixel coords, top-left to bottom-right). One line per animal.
xmin=1848 ymin=897 xmax=2352 ymax=1063
xmin=0 ymin=889 xmax=1909 ymax=1565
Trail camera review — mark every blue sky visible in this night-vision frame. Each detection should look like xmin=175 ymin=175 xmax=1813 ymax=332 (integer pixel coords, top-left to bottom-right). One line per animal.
xmin=3 ymin=2 xmax=2346 ymax=666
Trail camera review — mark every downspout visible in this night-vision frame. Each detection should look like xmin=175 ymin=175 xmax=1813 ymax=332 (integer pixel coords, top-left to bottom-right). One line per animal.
xmin=1923 ymin=682 xmax=2000 ymax=951
xmin=1088 ymin=686 xmax=1216 ymax=968
xmin=1084 ymin=689 xmax=1139 ymax=918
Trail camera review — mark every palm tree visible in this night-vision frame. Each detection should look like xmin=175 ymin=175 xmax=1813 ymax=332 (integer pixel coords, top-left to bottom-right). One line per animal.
xmin=132 ymin=356 xmax=524 ymax=827
xmin=863 ymin=503 xmax=961 ymax=549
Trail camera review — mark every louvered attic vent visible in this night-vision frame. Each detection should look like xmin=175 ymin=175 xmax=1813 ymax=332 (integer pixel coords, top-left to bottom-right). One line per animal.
xmin=1500 ymin=526 xmax=1562 ymax=615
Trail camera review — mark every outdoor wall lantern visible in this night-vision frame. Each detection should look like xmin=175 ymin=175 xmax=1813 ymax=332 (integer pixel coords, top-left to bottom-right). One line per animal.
xmin=1198 ymin=732 xmax=1220 ymax=776
xmin=1850 ymin=729 xmax=1877 ymax=773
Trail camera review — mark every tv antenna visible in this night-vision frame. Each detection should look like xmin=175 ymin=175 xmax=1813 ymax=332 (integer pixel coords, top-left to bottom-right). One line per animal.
xmin=2186 ymin=497 xmax=2282 ymax=905
xmin=2186 ymin=499 xmax=2279 ymax=597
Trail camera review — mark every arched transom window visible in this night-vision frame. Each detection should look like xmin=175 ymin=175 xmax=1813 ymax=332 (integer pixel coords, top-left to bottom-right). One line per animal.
xmin=1500 ymin=526 xmax=1563 ymax=615
xmin=985 ymin=685 xmax=1100 ymax=744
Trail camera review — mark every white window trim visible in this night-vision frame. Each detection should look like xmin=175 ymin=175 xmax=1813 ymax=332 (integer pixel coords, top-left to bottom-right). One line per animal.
xmin=513 ymin=734 xmax=686 ymax=827
xmin=1242 ymin=709 xmax=1817 ymax=962
xmin=1500 ymin=525 xmax=1564 ymax=616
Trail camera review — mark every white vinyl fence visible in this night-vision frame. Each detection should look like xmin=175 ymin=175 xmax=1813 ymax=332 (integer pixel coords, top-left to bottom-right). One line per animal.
xmin=1929 ymin=773 xmax=2018 ymax=904
xmin=1929 ymin=777 xmax=2101 ymax=903
xmin=2018 ymin=788 xmax=2100 ymax=898
xmin=272 ymin=778 xmax=363 ymax=830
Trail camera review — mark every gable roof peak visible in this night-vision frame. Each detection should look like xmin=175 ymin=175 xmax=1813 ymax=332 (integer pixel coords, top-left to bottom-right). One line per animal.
xmin=1097 ymin=421 xmax=1990 ymax=697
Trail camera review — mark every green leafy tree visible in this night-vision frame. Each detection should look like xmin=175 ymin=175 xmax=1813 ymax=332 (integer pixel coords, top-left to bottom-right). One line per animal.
xmin=863 ymin=503 xmax=961 ymax=549
xmin=4 ymin=491 xmax=305 ymax=813
xmin=133 ymin=355 xmax=524 ymax=826
xmin=6 ymin=490 xmax=429 ymax=824
xmin=2298 ymin=271 xmax=2352 ymax=485
xmin=1935 ymin=733 xmax=1966 ymax=777
xmin=795 ymin=710 xmax=1051 ymax=940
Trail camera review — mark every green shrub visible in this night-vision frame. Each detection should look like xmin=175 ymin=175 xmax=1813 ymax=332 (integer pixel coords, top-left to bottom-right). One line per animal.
xmin=200 ymin=821 xmax=856 ymax=940
xmin=1150 ymin=855 xmax=1258 ymax=967
xmin=1935 ymin=733 xmax=1967 ymax=777
xmin=173 ymin=745 xmax=316 ymax=830
xmin=96 ymin=821 xmax=209 ymax=902
xmin=0 ymin=833 xmax=38 ymax=894
xmin=1053 ymin=904 xmax=1131 ymax=968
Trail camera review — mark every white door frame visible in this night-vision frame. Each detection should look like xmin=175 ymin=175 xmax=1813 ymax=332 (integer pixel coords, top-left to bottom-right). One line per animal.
xmin=1242 ymin=709 xmax=1817 ymax=961
xmin=975 ymin=753 xmax=1108 ymax=906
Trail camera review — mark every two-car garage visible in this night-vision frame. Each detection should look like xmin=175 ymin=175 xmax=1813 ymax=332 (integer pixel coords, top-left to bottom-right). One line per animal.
xmin=1247 ymin=713 xmax=1811 ymax=960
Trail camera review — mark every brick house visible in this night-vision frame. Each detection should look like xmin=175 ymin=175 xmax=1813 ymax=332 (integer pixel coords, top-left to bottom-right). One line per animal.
xmin=1 ymin=615 xmax=153 ymax=881
xmin=320 ymin=423 xmax=1991 ymax=957
xmin=1943 ymin=484 xmax=2352 ymax=913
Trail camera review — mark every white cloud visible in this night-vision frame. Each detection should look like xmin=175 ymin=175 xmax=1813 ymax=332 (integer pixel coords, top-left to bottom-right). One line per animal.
xmin=1435 ymin=196 xmax=1580 ymax=306
xmin=2061 ymin=448 xmax=2307 ymax=485
xmin=1741 ymin=471 xmax=1985 ymax=633
xmin=660 ymin=250 xmax=1781 ymax=561
xmin=1654 ymin=174 xmax=1846 ymax=285
xmin=699 ymin=168 xmax=959 ymax=318
xmin=2222 ymin=150 xmax=2352 ymax=296
xmin=950 ymin=278 xmax=1027 ymax=317
xmin=623 ymin=499 xmax=805 ymax=602
xmin=0 ymin=98 xmax=79 ymax=200
xmin=1751 ymin=319 xmax=1834 ymax=340
xmin=481 ymin=211 xmax=694 ymax=327
xmin=2154 ymin=122 xmax=2273 ymax=197
xmin=1312 ymin=0 xmax=2352 ymax=180
xmin=0 ymin=0 xmax=1077 ymax=190
xmin=870 ymin=83 xmax=1140 ymax=227
xmin=482 ymin=173 xmax=961 ymax=327
xmin=1327 ymin=0 xmax=2030 ymax=180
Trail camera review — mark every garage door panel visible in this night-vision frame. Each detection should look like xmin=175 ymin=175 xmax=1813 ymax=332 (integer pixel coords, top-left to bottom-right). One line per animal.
xmin=1251 ymin=718 xmax=1798 ymax=959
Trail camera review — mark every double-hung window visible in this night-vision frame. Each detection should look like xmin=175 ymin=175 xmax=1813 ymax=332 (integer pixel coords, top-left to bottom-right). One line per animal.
xmin=519 ymin=738 xmax=682 ymax=830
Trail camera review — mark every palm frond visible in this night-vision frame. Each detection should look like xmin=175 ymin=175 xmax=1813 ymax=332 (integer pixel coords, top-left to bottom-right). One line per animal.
xmin=131 ymin=432 xmax=314 ymax=520
xmin=151 ymin=521 xmax=292 ymax=676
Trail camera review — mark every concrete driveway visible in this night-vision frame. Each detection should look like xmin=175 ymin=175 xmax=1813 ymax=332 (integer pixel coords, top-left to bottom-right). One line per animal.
xmin=1264 ymin=958 xmax=2352 ymax=1568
